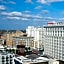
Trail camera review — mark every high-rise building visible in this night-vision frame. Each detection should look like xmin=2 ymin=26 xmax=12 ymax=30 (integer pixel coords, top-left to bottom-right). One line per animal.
xmin=26 ymin=26 xmax=44 ymax=49
xmin=44 ymin=22 xmax=64 ymax=61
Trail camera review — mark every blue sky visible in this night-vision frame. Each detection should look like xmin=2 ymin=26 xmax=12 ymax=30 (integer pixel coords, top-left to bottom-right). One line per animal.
xmin=0 ymin=0 xmax=64 ymax=30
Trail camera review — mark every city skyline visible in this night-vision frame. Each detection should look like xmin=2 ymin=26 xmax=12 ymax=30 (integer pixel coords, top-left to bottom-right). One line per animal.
xmin=0 ymin=0 xmax=64 ymax=30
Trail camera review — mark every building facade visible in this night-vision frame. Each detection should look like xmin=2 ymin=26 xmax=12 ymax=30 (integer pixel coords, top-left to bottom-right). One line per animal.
xmin=44 ymin=22 xmax=64 ymax=61
xmin=0 ymin=53 xmax=14 ymax=64
xmin=26 ymin=26 xmax=44 ymax=49
xmin=6 ymin=30 xmax=26 ymax=47
xmin=13 ymin=36 xmax=34 ymax=49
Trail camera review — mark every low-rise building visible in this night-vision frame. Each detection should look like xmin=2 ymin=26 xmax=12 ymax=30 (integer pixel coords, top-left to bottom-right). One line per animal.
xmin=5 ymin=30 xmax=26 ymax=47
xmin=0 ymin=53 xmax=14 ymax=64
xmin=13 ymin=55 xmax=49 ymax=64
xmin=13 ymin=36 xmax=34 ymax=49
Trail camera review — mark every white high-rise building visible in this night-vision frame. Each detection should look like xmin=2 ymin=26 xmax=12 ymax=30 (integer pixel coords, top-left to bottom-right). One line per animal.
xmin=26 ymin=26 xmax=44 ymax=49
xmin=44 ymin=22 xmax=64 ymax=61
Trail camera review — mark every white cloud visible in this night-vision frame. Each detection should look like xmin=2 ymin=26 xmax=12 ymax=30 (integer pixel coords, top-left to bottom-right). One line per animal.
xmin=9 ymin=1 xmax=16 ymax=4
xmin=1 ymin=11 xmax=22 ymax=16
xmin=10 ymin=12 xmax=22 ymax=16
xmin=37 ymin=0 xmax=64 ymax=4
xmin=23 ymin=10 xmax=31 ymax=13
xmin=33 ymin=18 xmax=43 ymax=21
xmin=34 ymin=6 xmax=42 ymax=9
xmin=1 ymin=11 xmax=31 ymax=21
xmin=25 ymin=0 xmax=33 ymax=3
xmin=1 ymin=11 xmax=61 ymax=21
xmin=22 ymin=14 xmax=43 ymax=19
xmin=40 ymin=10 xmax=49 ymax=14
xmin=33 ymin=15 xmax=43 ymax=19
xmin=0 ymin=0 xmax=16 ymax=4
xmin=0 ymin=5 xmax=6 ymax=10
xmin=1 ymin=12 xmax=8 ymax=15
xmin=7 ymin=16 xmax=30 ymax=21
xmin=47 ymin=0 xmax=64 ymax=3
xmin=23 ymin=14 xmax=32 ymax=18
xmin=7 ymin=17 xmax=21 ymax=20
xmin=37 ymin=0 xmax=47 ymax=4
xmin=58 ymin=18 xmax=64 ymax=21
xmin=21 ymin=18 xmax=30 ymax=21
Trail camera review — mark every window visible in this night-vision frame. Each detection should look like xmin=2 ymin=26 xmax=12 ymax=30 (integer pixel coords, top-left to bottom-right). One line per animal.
xmin=2 ymin=56 xmax=5 ymax=59
xmin=58 ymin=31 xmax=59 ymax=36
xmin=60 ymin=31 xmax=62 ymax=36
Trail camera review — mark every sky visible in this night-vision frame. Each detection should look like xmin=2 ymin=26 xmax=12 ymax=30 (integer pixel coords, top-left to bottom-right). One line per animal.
xmin=0 ymin=0 xmax=64 ymax=30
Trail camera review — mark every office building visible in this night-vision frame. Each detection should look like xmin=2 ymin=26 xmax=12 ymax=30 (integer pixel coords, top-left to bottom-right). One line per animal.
xmin=44 ymin=22 xmax=64 ymax=61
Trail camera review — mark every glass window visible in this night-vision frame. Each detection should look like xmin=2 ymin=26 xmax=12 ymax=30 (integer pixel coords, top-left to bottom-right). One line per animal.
xmin=2 ymin=56 xmax=5 ymax=59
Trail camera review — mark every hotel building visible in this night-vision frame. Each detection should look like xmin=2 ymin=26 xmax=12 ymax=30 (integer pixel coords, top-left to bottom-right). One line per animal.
xmin=44 ymin=22 xmax=64 ymax=61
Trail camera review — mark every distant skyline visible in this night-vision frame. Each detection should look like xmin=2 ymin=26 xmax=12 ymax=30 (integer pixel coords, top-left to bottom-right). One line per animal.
xmin=0 ymin=0 xmax=64 ymax=30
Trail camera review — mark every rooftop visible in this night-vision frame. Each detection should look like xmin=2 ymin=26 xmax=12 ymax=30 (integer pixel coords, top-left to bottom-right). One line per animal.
xmin=44 ymin=22 xmax=64 ymax=28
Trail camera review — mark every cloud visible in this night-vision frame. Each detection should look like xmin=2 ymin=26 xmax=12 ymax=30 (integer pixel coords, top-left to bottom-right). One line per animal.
xmin=7 ymin=17 xmax=21 ymax=20
xmin=8 ymin=1 xmax=16 ymax=4
xmin=32 ymin=15 xmax=43 ymax=19
xmin=34 ymin=6 xmax=42 ymax=9
xmin=47 ymin=0 xmax=64 ymax=3
xmin=1 ymin=11 xmax=31 ymax=21
xmin=33 ymin=16 xmax=57 ymax=22
xmin=23 ymin=10 xmax=31 ymax=13
xmin=0 ymin=0 xmax=16 ymax=4
xmin=0 ymin=5 xmax=6 ymax=10
xmin=58 ymin=18 xmax=64 ymax=21
xmin=21 ymin=18 xmax=30 ymax=21
xmin=37 ymin=0 xmax=64 ymax=4
xmin=39 ymin=10 xmax=49 ymax=14
xmin=23 ymin=14 xmax=32 ymax=18
xmin=37 ymin=0 xmax=47 ymax=4
xmin=1 ymin=11 xmax=61 ymax=21
xmin=25 ymin=0 xmax=33 ymax=4
xmin=1 ymin=11 xmax=22 ymax=16
xmin=7 ymin=16 xmax=31 ymax=21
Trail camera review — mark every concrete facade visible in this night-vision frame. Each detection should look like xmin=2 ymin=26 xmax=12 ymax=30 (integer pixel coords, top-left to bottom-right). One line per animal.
xmin=44 ymin=22 xmax=64 ymax=61
xmin=13 ymin=36 xmax=34 ymax=49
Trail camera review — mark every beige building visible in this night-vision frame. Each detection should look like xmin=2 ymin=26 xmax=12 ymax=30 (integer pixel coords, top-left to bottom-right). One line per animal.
xmin=5 ymin=30 xmax=26 ymax=47
xmin=12 ymin=36 xmax=34 ymax=49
